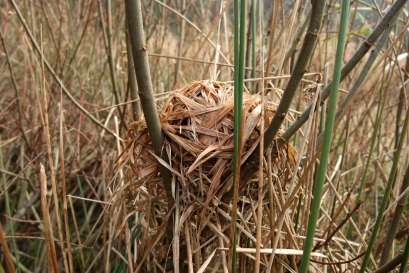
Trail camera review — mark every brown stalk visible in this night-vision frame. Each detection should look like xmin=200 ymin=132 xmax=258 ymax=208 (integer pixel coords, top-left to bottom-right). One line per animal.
xmin=0 ymin=223 xmax=16 ymax=273
xmin=185 ymin=225 xmax=194 ymax=273
xmin=266 ymin=87 xmax=321 ymax=270
xmin=134 ymin=208 xmax=174 ymax=273
xmin=38 ymin=28 xmax=69 ymax=273
xmin=59 ymin=94 xmax=74 ymax=273
xmin=255 ymin=3 xmax=265 ymax=271
xmin=39 ymin=164 xmax=60 ymax=273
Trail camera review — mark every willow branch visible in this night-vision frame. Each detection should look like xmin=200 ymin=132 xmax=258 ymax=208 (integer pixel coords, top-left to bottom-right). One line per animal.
xmin=125 ymin=0 xmax=172 ymax=197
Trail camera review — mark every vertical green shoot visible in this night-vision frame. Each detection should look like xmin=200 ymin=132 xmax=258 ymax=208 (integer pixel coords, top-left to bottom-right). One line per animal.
xmin=125 ymin=0 xmax=173 ymax=198
xmin=231 ymin=0 xmax=246 ymax=272
xmin=299 ymin=0 xmax=350 ymax=272
xmin=251 ymin=0 xmax=257 ymax=81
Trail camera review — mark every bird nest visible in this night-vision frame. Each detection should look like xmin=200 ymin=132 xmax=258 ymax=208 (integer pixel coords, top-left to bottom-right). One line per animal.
xmin=113 ymin=81 xmax=301 ymax=271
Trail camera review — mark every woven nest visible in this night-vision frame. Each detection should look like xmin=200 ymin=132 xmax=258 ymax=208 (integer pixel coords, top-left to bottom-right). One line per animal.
xmin=114 ymin=81 xmax=300 ymax=270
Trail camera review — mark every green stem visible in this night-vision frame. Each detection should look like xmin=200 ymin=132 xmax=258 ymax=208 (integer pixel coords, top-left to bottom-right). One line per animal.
xmin=251 ymin=0 xmax=257 ymax=83
xmin=299 ymin=0 xmax=350 ymax=272
xmin=231 ymin=0 xmax=246 ymax=271
xmin=125 ymin=0 xmax=173 ymax=198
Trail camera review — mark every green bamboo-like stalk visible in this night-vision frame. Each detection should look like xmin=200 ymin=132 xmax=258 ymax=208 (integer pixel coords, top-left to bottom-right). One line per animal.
xmin=299 ymin=0 xmax=350 ymax=272
xmin=251 ymin=0 xmax=257 ymax=84
xmin=230 ymin=0 xmax=246 ymax=271
xmin=245 ymin=2 xmax=252 ymax=81
xmin=358 ymin=87 xmax=409 ymax=273
xmin=125 ymin=0 xmax=173 ymax=198
xmin=245 ymin=0 xmax=257 ymax=91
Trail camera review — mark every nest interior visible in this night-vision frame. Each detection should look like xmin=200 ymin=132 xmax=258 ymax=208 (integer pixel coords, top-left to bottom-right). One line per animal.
xmin=115 ymin=81 xmax=302 ymax=270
